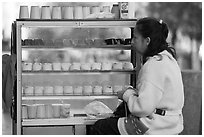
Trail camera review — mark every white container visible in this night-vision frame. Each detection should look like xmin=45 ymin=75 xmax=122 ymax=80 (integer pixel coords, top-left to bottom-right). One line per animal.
xmin=22 ymin=105 xmax=28 ymax=119
xmin=36 ymin=104 xmax=46 ymax=119
xmin=83 ymin=85 xmax=92 ymax=95
xmin=73 ymin=86 xmax=83 ymax=95
xmin=81 ymin=63 xmax=91 ymax=70
xmin=70 ymin=63 xmax=81 ymax=70
xmin=34 ymin=86 xmax=44 ymax=96
xmin=45 ymin=104 xmax=53 ymax=118
xmin=101 ymin=62 xmax=112 ymax=70
xmin=83 ymin=6 xmax=90 ymax=18
xmin=91 ymin=63 xmax=101 ymax=70
xmin=30 ymin=6 xmax=41 ymax=19
xmin=22 ymin=62 xmax=32 ymax=71
xmin=60 ymin=104 xmax=70 ymax=118
xmin=53 ymin=63 xmax=61 ymax=71
xmin=123 ymin=62 xmax=133 ymax=70
xmin=64 ymin=86 xmax=73 ymax=95
xmin=33 ymin=63 xmax=42 ymax=71
xmin=27 ymin=104 xmax=37 ymax=119
xmin=63 ymin=6 xmax=74 ymax=19
xmin=24 ymin=86 xmax=34 ymax=96
xmin=54 ymin=86 xmax=63 ymax=95
xmin=19 ymin=6 xmax=29 ymax=19
xmin=43 ymin=63 xmax=52 ymax=71
xmin=92 ymin=6 xmax=100 ymax=14
xmin=52 ymin=104 xmax=61 ymax=118
xmin=52 ymin=6 xmax=62 ymax=19
xmin=93 ymin=86 xmax=102 ymax=95
xmin=41 ymin=6 xmax=51 ymax=19
xmin=61 ymin=63 xmax=71 ymax=71
xmin=44 ymin=86 xmax=54 ymax=95
xmin=112 ymin=62 xmax=123 ymax=70
xmin=103 ymin=85 xmax=113 ymax=95
xmin=74 ymin=6 xmax=83 ymax=19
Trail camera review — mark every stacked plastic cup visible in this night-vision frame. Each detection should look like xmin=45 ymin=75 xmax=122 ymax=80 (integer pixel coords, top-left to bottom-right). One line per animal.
xmin=19 ymin=6 xmax=29 ymax=19
xmin=52 ymin=6 xmax=62 ymax=19
xmin=30 ymin=6 xmax=41 ymax=19
xmin=41 ymin=6 xmax=51 ymax=19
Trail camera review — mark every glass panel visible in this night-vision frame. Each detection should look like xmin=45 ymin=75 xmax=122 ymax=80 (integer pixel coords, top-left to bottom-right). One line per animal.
xmin=21 ymin=27 xmax=131 ymax=41
xmin=20 ymin=26 xmax=132 ymax=120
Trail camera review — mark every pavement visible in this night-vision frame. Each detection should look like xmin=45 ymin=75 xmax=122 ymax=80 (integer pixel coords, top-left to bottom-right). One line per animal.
xmin=2 ymin=109 xmax=12 ymax=135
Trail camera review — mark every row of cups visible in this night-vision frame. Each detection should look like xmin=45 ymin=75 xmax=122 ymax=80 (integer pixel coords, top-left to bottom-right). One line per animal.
xmin=22 ymin=62 xmax=134 ymax=71
xmin=22 ymin=104 xmax=70 ymax=119
xmin=23 ymin=85 xmax=125 ymax=96
xmin=19 ymin=5 xmax=111 ymax=19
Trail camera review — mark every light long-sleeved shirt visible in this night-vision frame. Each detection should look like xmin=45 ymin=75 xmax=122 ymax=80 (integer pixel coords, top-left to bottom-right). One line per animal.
xmin=118 ymin=50 xmax=184 ymax=135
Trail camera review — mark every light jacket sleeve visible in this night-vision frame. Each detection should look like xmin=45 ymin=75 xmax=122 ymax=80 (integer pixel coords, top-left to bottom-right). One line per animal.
xmin=122 ymin=60 xmax=164 ymax=117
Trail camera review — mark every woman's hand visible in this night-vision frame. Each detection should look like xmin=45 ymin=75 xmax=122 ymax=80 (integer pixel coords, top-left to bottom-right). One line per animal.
xmin=117 ymin=89 xmax=126 ymax=100
xmin=117 ymin=86 xmax=134 ymax=100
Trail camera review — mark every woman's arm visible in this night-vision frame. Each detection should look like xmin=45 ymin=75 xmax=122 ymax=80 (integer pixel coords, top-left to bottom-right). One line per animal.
xmin=122 ymin=80 xmax=163 ymax=117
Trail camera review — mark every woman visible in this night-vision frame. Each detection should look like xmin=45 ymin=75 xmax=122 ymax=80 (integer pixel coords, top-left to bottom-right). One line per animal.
xmin=89 ymin=17 xmax=184 ymax=135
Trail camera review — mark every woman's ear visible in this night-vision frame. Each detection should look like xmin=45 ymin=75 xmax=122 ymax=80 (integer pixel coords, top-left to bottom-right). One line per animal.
xmin=146 ymin=37 xmax=151 ymax=46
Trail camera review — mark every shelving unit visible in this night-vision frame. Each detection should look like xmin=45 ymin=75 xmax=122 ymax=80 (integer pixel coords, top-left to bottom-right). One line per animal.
xmin=12 ymin=19 xmax=142 ymax=135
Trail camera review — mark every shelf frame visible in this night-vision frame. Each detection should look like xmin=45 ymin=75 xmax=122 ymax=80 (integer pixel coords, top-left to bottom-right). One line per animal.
xmin=13 ymin=19 xmax=141 ymax=135
xmin=22 ymin=95 xmax=117 ymax=100
xmin=16 ymin=19 xmax=137 ymax=28
xmin=22 ymin=117 xmax=97 ymax=126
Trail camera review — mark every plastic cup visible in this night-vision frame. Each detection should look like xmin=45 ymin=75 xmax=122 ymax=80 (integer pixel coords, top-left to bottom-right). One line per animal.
xmin=45 ymin=104 xmax=53 ymax=118
xmin=53 ymin=63 xmax=61 ymax=71
xmin=83 ymin=6 xmax=90 ymax=19
xmin=52 ymin=104 xmax=61 ymax=118
xmin=33 ymin=63 xmax=42 ymax=71
xmin=36 ymin=104 xmax=46 ymax=119
xmin=22 ymin=105 xmax=28 ymax=119
xmin=101 ymin=62 xmax=112 ymax=70
xmin=27 ymin=104 xmax=37 ymax=119
xmin=41 ymin=6 xmax=51 ymax=19
xmin=92 ymin=6 xmax=100 ymax=14
xmin=70 ymin=63 xmax=80 ymax=70
xmin=30 ymin=6 xmax=41 ymax=19
xmin=22 ymin=62 xmax=32 ymax=71
xmin=74 ymin=86 xmax=83 ymax=95
xmin=61 ymin=63 xmax=71 ymax=71
xmin=63 ymin=6 xmax=74 ymax=19
xmin=83 ymin=85 xmax=93 ymax=95
xmin=93 ymin=86 xmax=102 ymax=95
xmin=54 ymin=86 xmax=63 ymax=95
xmin=74 ymin=6 xmax=83 ymax=19
xmin=44 ymin=86 xmax=54 ymax=95
xmin=19 ymin=6 xmax=29 ymax=19
xmin=34 ymin=86 xmax=44 ymax=96
xmin=43 ymin=63 xmax=52 ymax=71
xmin=64 ymin=86 xmax=73 ymax=95
xmin=24 ymin=86 xmax=34 ymax=96
xmin=52 ymin=6 xmax=62 ymax=19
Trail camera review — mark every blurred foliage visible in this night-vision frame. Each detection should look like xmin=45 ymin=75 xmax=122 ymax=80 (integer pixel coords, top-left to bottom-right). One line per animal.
xmin=147 ymin=2 xmax=202 ymax=45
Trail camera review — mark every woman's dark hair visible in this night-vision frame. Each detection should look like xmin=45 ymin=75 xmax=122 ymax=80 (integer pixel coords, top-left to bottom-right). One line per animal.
xmin=136 ymin=17 xmax=176 ymax=63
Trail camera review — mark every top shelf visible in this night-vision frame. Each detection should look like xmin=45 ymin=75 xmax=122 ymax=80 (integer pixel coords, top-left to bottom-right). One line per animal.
xmin=16 ymin=19 xmax=137 ymax=27
xmin=16 ymin=19 xmax=137 ymax=22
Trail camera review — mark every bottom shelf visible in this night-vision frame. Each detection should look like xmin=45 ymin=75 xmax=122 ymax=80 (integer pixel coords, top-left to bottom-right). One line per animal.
xmin=22 ymin=117 xmax=100 ymax=126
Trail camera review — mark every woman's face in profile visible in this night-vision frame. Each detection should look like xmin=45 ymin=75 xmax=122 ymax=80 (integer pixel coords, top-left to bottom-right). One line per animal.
xmin=131 ymin=28 xmax=148 ymax=55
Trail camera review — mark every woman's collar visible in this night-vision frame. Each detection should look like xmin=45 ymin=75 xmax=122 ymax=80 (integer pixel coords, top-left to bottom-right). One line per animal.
xmin=158 ymin=50 xmax=174 ymax=60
